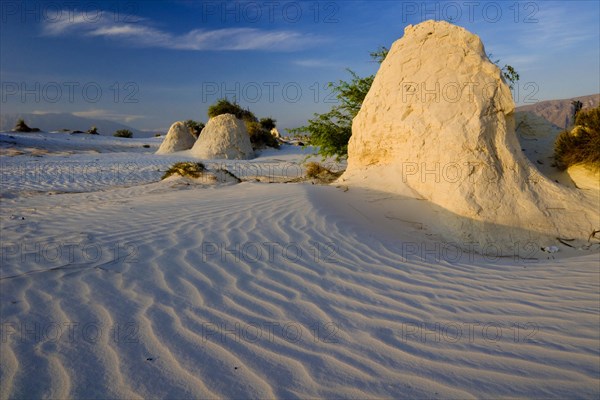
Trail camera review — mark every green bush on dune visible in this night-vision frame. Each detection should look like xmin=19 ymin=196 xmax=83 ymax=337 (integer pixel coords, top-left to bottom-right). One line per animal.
xmin=13 ymin=118 xmax=40 ymax=132
xmin=207 ymin=99 xmax=257 ymax=123
xmin=162 ymin=162 xmax=206 ymax=180
xmin=113 ymin=129 xmax=133 ymax=138
xmin=185 ymin=120 xmax=205 ymax=138
xmin=245 ymin=120 xmax=279 ymax=150
xmin=304 ymin=161 xmax=343 ymax=183
xmin=554 ymin=106 xmax=600 ymax=170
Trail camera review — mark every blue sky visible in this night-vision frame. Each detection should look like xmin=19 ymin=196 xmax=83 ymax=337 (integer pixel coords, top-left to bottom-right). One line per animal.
xmin=1 ymin=0 xmax=599 ymax=132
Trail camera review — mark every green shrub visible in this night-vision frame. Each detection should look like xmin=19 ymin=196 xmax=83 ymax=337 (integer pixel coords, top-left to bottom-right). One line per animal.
xmin=113 ymin=129 xmax=133 ymax=138
xmin=162 ymin=162 xmax=206 ymax=180
xmin=245 ymin=120 xmax=279 ymax=150
xmin=259 ymin=117 xmax=276 ymax=131
xmin=87 ymin=126 xmax=99 ymax=135
xmin=554 ymin=106 xmax=600 ymax=170
xmin=185 ymin=120 xmax=205 ymax=138
xmin=207 ymin=99 xmax=257 ymax=122
xmin=14 ymin=118 xmax=35 ymax=132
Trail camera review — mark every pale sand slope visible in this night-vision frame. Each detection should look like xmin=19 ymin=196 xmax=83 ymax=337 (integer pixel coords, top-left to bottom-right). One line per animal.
xmin=1 ymin=152 xmax=599 ymax=397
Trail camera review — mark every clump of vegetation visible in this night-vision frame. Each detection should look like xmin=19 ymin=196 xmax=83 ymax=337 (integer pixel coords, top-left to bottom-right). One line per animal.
xmin=161 ymin=162 xmax=206 ymax=180
xmin=87 ymin=126 xmax=99 ymax=135
xmin=305 ymin=161 xmax=344 ymax=183
xmin=113 ymin=129 xmax=133 ymax=138
xmin=259 ymin=117 xmax=276 ymax=131
xmin=554 ymin=106 xmax=600 ymax=170
xmin=571 ymin=100 xmax=583 ymax=123
xmin=185 ymin=120 xmax=205 ymax=138
xmin=207 ymin=99 xmax=257 ymax=122
xmin=246 ymin=120 xmax=279 ymax=150
xmin=13 ymin=118 xmax=40 ymax=132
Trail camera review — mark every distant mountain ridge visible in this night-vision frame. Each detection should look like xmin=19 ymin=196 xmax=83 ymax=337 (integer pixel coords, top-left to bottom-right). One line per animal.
xmin=0 ymin=112 xmax=148 ymax=137
xmin=516 ymin=94 xmax=599 ymax=129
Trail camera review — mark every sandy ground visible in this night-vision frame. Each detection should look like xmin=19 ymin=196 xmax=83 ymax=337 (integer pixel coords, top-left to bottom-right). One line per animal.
xmin=1 ymin=132 xmax=598 ymax=399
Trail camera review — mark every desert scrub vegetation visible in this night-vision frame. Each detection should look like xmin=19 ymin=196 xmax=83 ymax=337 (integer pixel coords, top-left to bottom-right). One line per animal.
xmin=113 ymin=129 xmax=133 ymax=138
xmin=13 ymin=118 xmax=40 ymax=132
xmin=207 ymin=99 xmax=257 ymax=122
xmin=246 ymin=120 xmax=279 ymax=150
xmin=259 ymin=117 xmax=276 ymax=131
xmin=161 ymin=162 xmax=241 ymax=184
xmin=185 ymin=120 xmax=204 ymax=138
xmin=305 ymin=162 xmax=344 ymax=183
xmin=554 ymin=106 xmax=600 ymax=170
xmin=162 ymin=162 xmax=206 ymax=180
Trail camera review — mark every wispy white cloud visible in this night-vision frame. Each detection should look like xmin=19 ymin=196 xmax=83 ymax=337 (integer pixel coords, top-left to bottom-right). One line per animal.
xmin=42 ymin=10 xmax=322 ymax=51
xmin=72 ymin=109 xmax=145 ymax=123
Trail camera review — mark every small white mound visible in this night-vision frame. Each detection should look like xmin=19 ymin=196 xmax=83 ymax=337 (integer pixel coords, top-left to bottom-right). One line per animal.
xmin=190 ymin=114 xmax=254 ymax=160
xmin=340 ymin=20 xmax=599 ymax=254
xmin=155 ymin=121 xmax=196 ymax=154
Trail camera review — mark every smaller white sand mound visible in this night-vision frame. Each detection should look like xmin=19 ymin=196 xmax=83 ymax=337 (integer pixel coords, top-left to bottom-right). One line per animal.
xmin=190 ymin=114 xmax=254 ymax=160
xmin=156 ymin=121 xmax=196 ymax=154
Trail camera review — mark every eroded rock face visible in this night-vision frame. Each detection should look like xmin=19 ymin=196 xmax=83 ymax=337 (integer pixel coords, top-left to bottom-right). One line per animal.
xmin=190 ymin=114 xmax=254 ymax=160
xmin=156 ymin=121 xmax=196 ymax=154
xmin=340 ymin=20 xmax=598 ymax=253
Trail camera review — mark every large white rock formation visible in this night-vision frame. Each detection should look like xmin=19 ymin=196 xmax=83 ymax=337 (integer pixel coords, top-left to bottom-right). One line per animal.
xmin=340 ymin=20 xmax=598 ymax=253
xmin=190 ymin=114 xmax=254 ymax=160
xmin=156 ymin=121 xmax=196 ymax=154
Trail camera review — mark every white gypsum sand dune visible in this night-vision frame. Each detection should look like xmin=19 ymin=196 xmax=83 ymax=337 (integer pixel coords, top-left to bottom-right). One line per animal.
xmin=0 ymin=131 xmax=599 ymax=398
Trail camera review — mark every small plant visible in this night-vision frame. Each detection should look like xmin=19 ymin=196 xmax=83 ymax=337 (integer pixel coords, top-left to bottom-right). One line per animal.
xmin=185 ymin=120 xmax=205 ymax=138
xmin=554 ymin=106 xmax=600 ymax=170
xmin=245 ymin=120 xmax=279 ymax=150
xmin=87 ymin=126 xmax=99 ymax=135
xmin=113 ymin=129 xmax=133 ymax=138
xmin=259 ymin=117 xmax=276 ymax=131
xmin=305 ymin=162 xmax=327 ymax=178
xmin=571 ymin=100 xmax=583 ymax=124
xmin=207 ymin=98 xmax=257 ymax=122
xmin=13 ymin=118 xmax=39 ymax=132
xmin=162 ymin=162 xmax=206 ymax=180
xmin=305 ymin=162 xmax=344 ymax=183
